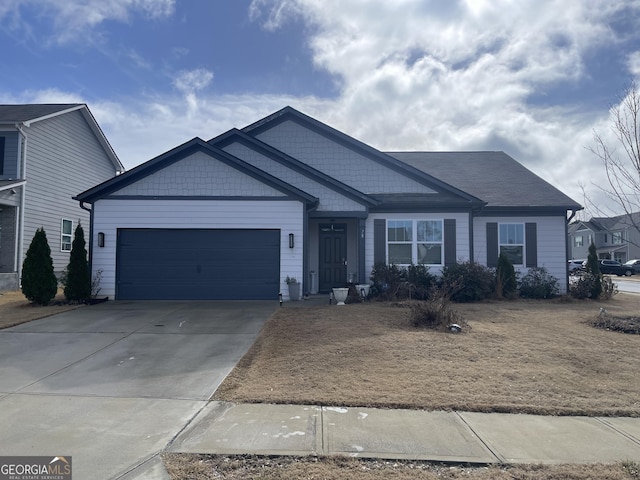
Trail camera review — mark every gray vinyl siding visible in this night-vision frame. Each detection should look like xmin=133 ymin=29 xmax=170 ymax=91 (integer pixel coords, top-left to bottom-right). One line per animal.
xmin=254 ymin=120 xmax=436 ymax=195
xmin=0 ymin=131 xmax=19 ymax=179
xmin=365 ymin=212 xmax=471 ymax=277
xmin=222 ymin=141 xmax=367 ymax=211
xmin=475 ymin=216 xmax=568 ymax=293
xmin=22 ymin=110 xmax=119 ymax=275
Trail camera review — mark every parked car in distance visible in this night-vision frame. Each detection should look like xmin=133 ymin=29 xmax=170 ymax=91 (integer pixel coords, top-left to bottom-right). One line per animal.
xmin=582 ymin=259 xmax=633 ymax=276
xmin=623 ymin=259 xmax=640 ymax=275
xmin=568 ymin=259 xmax=585 ymax=273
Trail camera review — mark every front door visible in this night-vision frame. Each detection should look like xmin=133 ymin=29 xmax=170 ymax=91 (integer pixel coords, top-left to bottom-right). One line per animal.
xmin=319 ymin=223 xmax=347 ymax=292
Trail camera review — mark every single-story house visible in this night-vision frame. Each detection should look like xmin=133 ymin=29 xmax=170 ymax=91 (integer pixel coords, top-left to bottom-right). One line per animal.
xmin=75 ymin=106 xmax=581 ymax=300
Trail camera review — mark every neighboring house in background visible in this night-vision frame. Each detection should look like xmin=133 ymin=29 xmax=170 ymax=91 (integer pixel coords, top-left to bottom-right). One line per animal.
xmin=0 ymin=104 xmax=124 ymax=290
xmin=76 ymin=106 xmax=581 ymax=301
xmin=569 ymin=212 xmax=640 ymax=263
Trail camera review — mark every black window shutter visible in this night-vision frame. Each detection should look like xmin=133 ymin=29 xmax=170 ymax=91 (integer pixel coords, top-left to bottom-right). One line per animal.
xmin=486 ymin=222 xmax=498 ymax=267
xmin=525 ymin=223 xmax=538 ymax=268
xmin=444 ymin=219 xmax=456 ymax=266
xmin=373 ymin=219 xmax=386 ymax=265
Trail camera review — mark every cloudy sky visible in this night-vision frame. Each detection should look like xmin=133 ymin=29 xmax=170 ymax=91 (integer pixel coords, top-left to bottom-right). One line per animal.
xmin=2 ymin=0 xmax=640 ymax=217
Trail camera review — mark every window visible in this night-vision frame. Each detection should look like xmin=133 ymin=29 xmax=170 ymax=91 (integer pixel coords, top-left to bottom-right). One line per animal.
xmin=387 ymin=220 xmax=412 ymax=264
xmin=499 ymin=223 xmax=524 ymax=265
xmin=61 ymin=219 xmax=73 ymax=252
xmin=417 ymin=220 xmax=442 ymax=264
xmin=387 ymin=219 xmax=443 ymax=265
xmin=612 ymin=231 xmax=623 ymax=245
xmin=574 ymin=235 xmax=583 ymax=247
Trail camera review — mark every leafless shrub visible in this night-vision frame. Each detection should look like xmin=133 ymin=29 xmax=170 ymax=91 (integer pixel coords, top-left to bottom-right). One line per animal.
xmin=409 ymin=285 xmax=470 ymax=332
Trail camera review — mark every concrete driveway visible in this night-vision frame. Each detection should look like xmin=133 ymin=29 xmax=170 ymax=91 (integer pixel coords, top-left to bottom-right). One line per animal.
xmin=0 ymin=300 xmax=275 ymax=479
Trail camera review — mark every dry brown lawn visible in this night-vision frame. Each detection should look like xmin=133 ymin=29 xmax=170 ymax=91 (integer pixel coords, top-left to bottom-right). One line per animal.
xmin=215 ymin=294 xmax=640 ymax=416
xmin=2 ymin=287 xmax=639 ymax=478
xmin=163 ymin=454 xmax=640 ymax=480
xmin=0 ymin=289 xmax=83 ymax=329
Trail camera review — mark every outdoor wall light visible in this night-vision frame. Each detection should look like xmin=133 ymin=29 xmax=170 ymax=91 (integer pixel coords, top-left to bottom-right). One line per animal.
xmin=289 ymin=233 xmax=295 ymax=248
xmin=98 ymin=232 xmax=105 ymax=248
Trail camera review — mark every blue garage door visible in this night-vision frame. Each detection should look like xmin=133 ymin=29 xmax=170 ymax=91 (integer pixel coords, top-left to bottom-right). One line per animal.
xmin=116 ymin=229 xmax=280 ymax=300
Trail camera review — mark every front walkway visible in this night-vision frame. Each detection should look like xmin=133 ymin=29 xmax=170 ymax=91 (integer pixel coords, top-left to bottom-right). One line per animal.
xmin=169 ymin=402 xmax=640 ymax=465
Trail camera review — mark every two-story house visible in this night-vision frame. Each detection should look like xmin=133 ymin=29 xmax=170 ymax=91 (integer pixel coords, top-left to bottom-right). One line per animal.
xmin=569 ymin=212 xmax=640 ymax=263
xmin=0 ymin=104 xmax=124 ymax=291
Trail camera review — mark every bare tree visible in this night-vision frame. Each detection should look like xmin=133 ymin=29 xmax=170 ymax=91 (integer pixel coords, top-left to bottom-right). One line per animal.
xmin=588 ymin=81 xmax=640 ymax=236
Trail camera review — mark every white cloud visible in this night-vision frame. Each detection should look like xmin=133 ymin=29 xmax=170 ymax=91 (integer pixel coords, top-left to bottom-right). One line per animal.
xmin=0 ymin=0 xmax=175 ymax=44
xmin=173 ymin=68 xmax=214 ymax=94
xmin=5 ymin=0 xmax=640 ymax=217
xmin=246 ymin=0 xmax=640 ymax=214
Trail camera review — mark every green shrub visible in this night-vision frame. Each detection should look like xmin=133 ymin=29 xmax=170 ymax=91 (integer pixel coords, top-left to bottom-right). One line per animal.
xmin=570 ymin=272 xmax=596 ymax=299
xmin=585 ymin=243 xmax=602 ymax=299
xmin=370 ymin=263 xmax=405 ymax=300
xmin=370 ymin=263 xmax=436 ymax=301
xmin=441 ymin=261 xmax=495 ymax=303
xmin=64 ymin=223 xmax=91 ymax=302
xmin=495 ymin=253 xmax=517 ymax=298
xmin=406 ymin=264 xmax=436 ymax=300
xmin=21 ymin=228 xmax=58 ymax=305
xmin=518 ymin=267 xmax=559 ymax=299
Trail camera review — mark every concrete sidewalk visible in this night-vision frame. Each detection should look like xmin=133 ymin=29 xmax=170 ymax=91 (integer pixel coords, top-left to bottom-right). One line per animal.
xmin=168 ymin=402 xmax=640 ymax=465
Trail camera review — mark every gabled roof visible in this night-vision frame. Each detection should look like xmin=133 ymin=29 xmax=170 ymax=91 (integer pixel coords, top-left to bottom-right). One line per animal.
xmin=388 ymin=151 xmax=582 ymax=211
xmin=0 ymin=104 xmax=82 ymax=124
xmin=590 ymin=211 xmax=640 ymax=231
xmin=0 ymin=103 xmax=124 ymax=174
xmin=210 ymin=128 xmax=379 ymax=208
xmin=75 ymin=137 xmax=318 ymax=206
xmin=242 ymin=106 xmax=485 ymax=207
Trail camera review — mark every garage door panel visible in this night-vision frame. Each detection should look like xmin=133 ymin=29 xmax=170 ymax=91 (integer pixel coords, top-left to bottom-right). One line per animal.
xmin=116 ymin=229 xmax=280 ymax=300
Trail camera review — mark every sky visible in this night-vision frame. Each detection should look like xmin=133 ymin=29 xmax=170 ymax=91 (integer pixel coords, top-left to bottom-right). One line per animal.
xmin=2 ymin=0 xmax=640 ymax=218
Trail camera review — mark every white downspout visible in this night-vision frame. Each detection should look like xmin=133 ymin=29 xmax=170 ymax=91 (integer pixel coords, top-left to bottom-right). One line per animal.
xmin=15 ymin=124 xmax=27 ymax=283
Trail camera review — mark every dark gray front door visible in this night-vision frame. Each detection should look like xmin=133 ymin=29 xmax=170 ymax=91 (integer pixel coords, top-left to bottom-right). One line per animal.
xmin=116 ymin=228 xmax=280 ymax=300
xmin=319 ymin=224 xmax=347 ymax=292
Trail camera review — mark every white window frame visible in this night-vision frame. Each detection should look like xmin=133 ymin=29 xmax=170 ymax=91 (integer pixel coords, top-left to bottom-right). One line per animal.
xmin=499 ymin=223 xmax=525 ymax=266
xmin=574 ymin=235 xmax=583 ymax=247
xmin=387 ymin=219 xmax=443 ymax=266
xmin=61 ymin=218 xmax=73 ymax=252
xmin=612 ymin=231 xmax=623 ymax=245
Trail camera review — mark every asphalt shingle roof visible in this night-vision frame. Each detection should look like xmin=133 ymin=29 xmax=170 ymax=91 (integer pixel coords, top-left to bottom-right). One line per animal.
xmin=0 ymin=104 xmax=81 ymax=124
xmin=387 ymin=151 xmax=581 ymax=209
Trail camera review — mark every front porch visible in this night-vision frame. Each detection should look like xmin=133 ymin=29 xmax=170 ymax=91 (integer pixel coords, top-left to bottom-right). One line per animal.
xmin=307 ymin=217 xmax=366 ymax=294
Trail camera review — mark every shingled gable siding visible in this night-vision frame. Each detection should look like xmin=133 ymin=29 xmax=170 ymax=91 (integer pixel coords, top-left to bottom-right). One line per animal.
xmin=253 ymin=120 xmax=436 ymax=195
xmin=22 ymin=110 xmax=118 ymax=274
xmin=91 ymin=198 xmax=304 ymax=300
xmin=367 ymin=213 xmax=470 ymax=275
xmin=221 ymin=141 xmax=366 ymax=211
xmin=475 ymin=216 xmax=567 ymax=293
xmin=113 ymin=151 xmax=286 ymax=197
